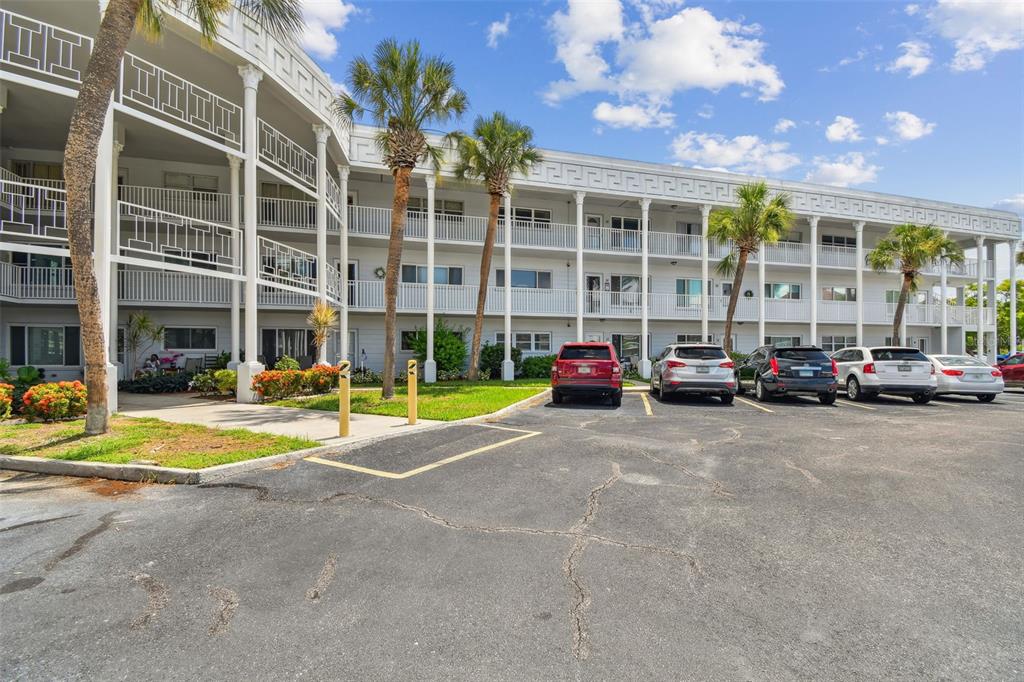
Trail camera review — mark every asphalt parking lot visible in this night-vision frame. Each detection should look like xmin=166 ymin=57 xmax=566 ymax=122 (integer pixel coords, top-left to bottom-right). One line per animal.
xmin=2 ymin=389 xmax=1023 ymax=680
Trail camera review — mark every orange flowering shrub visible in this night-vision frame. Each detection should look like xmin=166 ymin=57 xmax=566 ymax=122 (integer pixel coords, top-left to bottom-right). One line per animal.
xmin=0 ymin=383 xmax=13 ymax=420
xmin=251 ymin=369 xmax=305 ymax=400
xmin=20 ymin=381 xmax=88 ymax=422
xmin=303 ymin=364 xmax=340 ymax=395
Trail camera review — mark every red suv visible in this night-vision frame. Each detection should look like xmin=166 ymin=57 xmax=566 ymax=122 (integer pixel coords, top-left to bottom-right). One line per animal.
xmin=997 ymin=353 xmax=1024 ymax=389
xmin=551 ymin=342 xmax=623 ymax=407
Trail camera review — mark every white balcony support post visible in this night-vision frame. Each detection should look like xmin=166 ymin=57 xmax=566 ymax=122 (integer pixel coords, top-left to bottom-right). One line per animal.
xmin=236 ymin=65 xmax=264 ymax=402
xmin=854 ymin=221 xmax=865 ymax=345
xmin=700 ymin=204 xmax=711 ymax=342
xmin=313 ymin=124 xmax=330 ymax=364
xmin=228 ymin=154 xmax=242 ymax=368
xmin=109 ymin=139 xmax=122 ymax=377
xmin=900 ymin=271 xmax=908 ymax=345
xmin=338 ymin=166 xmax=350 ymax=364
xmin=940 ymin=234 xmax=948 ymax=354
xmin=93 ymin=101 xmax=116 ymax=412
xmin=502 ymin=190 xmax=514 ymax=381
xmin=808 ymin=215 xmax=819 ymax=347
xmin=424 ymin=174 xmax=437 ymax=383
xmin=639 ymin=198 xmax=651 ymax=379
xmin=1010 ymin=240 xmax=1019 ymax=354
xmin=757 ymin=240 xmax=766 ymax=347
xmin=975 ymin=235 xmax=985 ymax=359
xmin=988 ymin=242 xmax=997 ymax=363
xmin=575 ymin=192 xmax=585 ymax=341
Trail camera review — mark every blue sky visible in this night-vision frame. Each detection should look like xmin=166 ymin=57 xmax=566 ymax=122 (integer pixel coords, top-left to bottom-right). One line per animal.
xmin=302 ymin=0 xmax=1023 ymax=218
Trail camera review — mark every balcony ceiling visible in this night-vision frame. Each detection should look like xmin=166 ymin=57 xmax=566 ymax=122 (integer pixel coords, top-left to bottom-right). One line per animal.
xmin=0 ymin=84 xmax=73 ymax=151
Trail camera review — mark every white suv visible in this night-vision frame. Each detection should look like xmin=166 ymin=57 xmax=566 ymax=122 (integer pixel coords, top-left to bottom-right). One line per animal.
xmin=831 ymin=346 xmax=938 ymax=404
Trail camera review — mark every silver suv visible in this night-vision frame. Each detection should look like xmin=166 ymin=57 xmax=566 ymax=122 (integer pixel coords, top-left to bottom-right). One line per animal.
xmin=650 ymin=343 xmax=737 ymax=404
xmin=832 ymin=346 xmax=937 ymax=404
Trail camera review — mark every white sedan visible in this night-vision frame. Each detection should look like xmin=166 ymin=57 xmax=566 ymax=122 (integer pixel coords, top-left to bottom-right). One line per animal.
xmin=927 ymin=354 xmax=1004 ymax=402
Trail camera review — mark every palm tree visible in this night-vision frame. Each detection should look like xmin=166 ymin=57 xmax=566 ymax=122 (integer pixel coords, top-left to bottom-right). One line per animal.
xmin=124 ymin=312 xmax=164 ymax=375
xmin=1016 ymin=249 xmax=1024 ymax=267
xmin=333 ymin=39 xmax=468 ymax=399
xmin=868 ymin=224 xmax=964 ymax=345
xmin=307 ymin=300 xmax=338 ymax=364
xmin=708 ymin=181 xmax=794 ymax=354
xmin=62 ymin=0 xmax=302 ymax=434
xmin=447 ymin=113 xmax=542 ymax=380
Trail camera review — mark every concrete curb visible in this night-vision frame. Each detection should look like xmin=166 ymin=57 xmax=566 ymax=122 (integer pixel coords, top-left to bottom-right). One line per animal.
xmin=623 ymin=385 xmax=651 ymax=393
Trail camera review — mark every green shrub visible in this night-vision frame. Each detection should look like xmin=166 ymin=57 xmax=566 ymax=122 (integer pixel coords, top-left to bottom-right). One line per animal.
xmin=350 ymin=367 xmax=383 ymax=384
xmin=303 ymin=365 xmax=339 ymax=394
xmin=436 ymin=369 xmax=465 ymax=382
xmin=213 ymin=369 xmax=237 ymax=395
xmin=9 ymin=365 xmax=44 ymax=414
xmin=520 ymin=354 xmax=557 ymax=379
xmin=274 ymin=355 xmax=300 ymax=371
xmin=728 ymin=351 xmax=749 ymax=363
xmin=212 ymin=351 xmax=232 ymax=370
xmin=118 ymin=373 xmax=194 ymax=394
xmin=0 ymin=383 xmax=12 ymax=419
xmin=408 ymin=319 xmax=468 ymax=373
xmin=479 ymin=343 xmax=522 ymax=379
xmin=190 ymin=371 xmax=217 ymax=395
xmin=20 ymin=381 xmax=88 ymax=422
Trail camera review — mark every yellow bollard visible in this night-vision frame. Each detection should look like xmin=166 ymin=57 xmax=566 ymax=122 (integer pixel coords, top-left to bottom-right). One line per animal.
xmin=338 ymin=360 xmax=351 ymax=437
xmin=407 ymin=359 xmax=418 ymax=425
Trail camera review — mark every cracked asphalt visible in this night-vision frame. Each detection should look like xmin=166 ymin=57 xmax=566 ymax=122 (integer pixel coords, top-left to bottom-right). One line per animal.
xmin=1 ymin=389 xmax=1023 ymax=680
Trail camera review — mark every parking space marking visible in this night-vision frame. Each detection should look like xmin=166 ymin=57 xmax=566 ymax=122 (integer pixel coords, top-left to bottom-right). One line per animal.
xmin=305 ymin=425 xmax=542 ymax=479
xmin=639 ymin=391 xmax=654 ymax=416
xmin=836 ymin=399 xmax=876 ymax=411
xmin=734 ymin=396 xmax=774 ymax=413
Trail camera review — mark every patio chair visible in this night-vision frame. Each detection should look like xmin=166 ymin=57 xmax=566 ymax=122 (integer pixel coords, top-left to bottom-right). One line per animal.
xmin=183 ymin=357 xmax=203 ymax=373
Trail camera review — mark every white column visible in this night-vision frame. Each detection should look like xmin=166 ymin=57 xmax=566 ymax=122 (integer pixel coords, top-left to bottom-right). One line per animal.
xmin=975 ymin=235 xmax=985 ymax=358
xmin=93 ymin=102 xmax=117 ymax=412
xmin=575 ymin=191 xmax=585 ymax=341
xmin=236 ymin=65 xmax=264 ymax=402
xmin=639 ymin=198 xmax=651 ymax=378
xmin=757 ymin=240 xmax=766 ymax=347
xmin=988 ymin=242 xmax=998 ymax=363
xmin=313 ymin=125 xmax=330 ymax=364
xmin=424 ymin=174 xmax=437 ymax=383
xmin=338 ymin=166 xmax=350 ymax=364
xmin=502 ymin=190 xmax=514 ymax=380
xmin=228 ymin=154 xmax=242 ymax=368
xmin=808 ymin=215 xmax=819 ymax=348
xmin=700 ymin=204 xmax=711 ymax=343
xmin=1011 ymin=240 xmax=1019 ymax=354
xmin=854 ymin=221 xmax=865 ymax=345
xmin=109 ymin=140 xmax=122 ymax=369
xmin=940 ymin=234 xmax=948 ymax=354
xmin=900 ymin=271 xmax=908 ymax=345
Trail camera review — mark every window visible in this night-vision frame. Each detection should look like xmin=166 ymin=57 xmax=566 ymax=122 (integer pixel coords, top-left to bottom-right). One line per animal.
xmin=675 ymin=279 xmax=709 ymax=306
xmin=500 ymin=206 xmax=552 ymax=226
xmin=673 ymin=346 xmax=727 ymax=360
xmin=401 ymin=265 xmax=463 ymax=285
xmin=611 ymin=216 xmax=640 ymax=231
xmin=766 ymin=336 xmax=801 ymax=347
xmin=610 ymin=275 xmax=640 ymax=293
xmin=495 ymin=269 xmax=552 ymax=289
xmin=408 ymin=197 xmax=464 ymax=216
xmin=765 ymin=283 xmax=802 ymax=300
xmin=777 ymin=348 xmax=830 ymax=362
xmin=822 ymin=234 xmax=857 ymax=248
xmin=820 ymin=335 xmax=857 ymax=353
xmin=779 ymin=230 xmax=803 ymax=244
xmin=164 ymin=327 xmax=216 ymax=350
xmin=8 ymin=325 xmax=81 ymax=366
xmin=560 ymin=345 xmax=611 ymax=360
xmin=886 ymin=290 xmax=928 ymax=304
xmin=676 ymin=334 xmax=705 ymax=343
xmin=165 ymin=172 xmax=219 ymax=195
xmin=822 ymin=287 xmax=857 ymax=302
xmin=873 ymin=348 xmax=929 ymax=362
xmin=262 ymin=328 xmax=314 ymax=364
xmin=11 ymin=160 xmax=63 ymax=181
xmin=496 ymin=332 xmax=551 ymax=353
xmin=400 ymin=330 xmax=418 ymax=352
xmin=259 ymin=181 xmax=305 ymax=201
xmin=610 ymin=333 xmax=649 ymax=361
xmin=585 ymin=214 xmax=603 ymax=228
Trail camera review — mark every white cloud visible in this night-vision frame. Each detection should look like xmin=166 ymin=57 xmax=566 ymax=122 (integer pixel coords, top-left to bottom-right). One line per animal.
xmin=825 ymin=115 xmax=863 ymax=142
xmin=545 ymin=0 xmax=785 ymax=120
xmin=884 ymin=110 xmax=936 ymax=140
xmin=774 ymin=118 xmax=796 ymax=133
xmin=805 ymin=153 xmax=880 ymax=187
xmin=875 ymin=136 xmax=889 ymax=145
xmin=670 ymin=131 xmax=800 ymax=174
xmin=928 ymin=0 xmax=1024 ymax=71
xmin=905 ymin=4 xmax=920 ymax=16
xmin=300 ymin=0 xmax=356 ymax=60
xmin=697 ymin=104 xmax=714 ymax=119
xmin=487 ymin=13 xmax=511 ymax=49
xmin=593 ymin=101 xmax=675 ymax=129
xmin=992 ymin=194 xmax=1024 ymax=216
xmin=887 ymin=40 xmax=932 ymax=77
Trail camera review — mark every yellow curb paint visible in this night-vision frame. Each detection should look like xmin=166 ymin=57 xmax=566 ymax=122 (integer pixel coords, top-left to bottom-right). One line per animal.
xmin=639 ymin=391 xmax=654 ymax=417
xmin=305 ymin=426 xmax=542 ymax=479
xmin=836 ymin=399 xmax=876 ymax=411
xmin=735 ymin=396 xmax=774 ymax=413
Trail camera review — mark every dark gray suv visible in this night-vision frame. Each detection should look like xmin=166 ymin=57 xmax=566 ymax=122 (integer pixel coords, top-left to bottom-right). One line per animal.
xmin=735 ymin=345 xmax=839 ymax=405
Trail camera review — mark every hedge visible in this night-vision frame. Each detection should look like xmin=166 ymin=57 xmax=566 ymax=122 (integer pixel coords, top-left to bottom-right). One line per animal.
xmin=20 ymin=381 xmax=88 ymax=422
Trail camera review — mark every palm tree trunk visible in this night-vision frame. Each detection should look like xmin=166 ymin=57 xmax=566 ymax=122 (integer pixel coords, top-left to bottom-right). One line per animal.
xmin=892 ymin=272 xmax=914 ymax=345
xmin=63 ymin=0 xmax=142 ymax=435
xmin=722 ymin=250 xmax=749 ymax=355
xmin=468 ymin=193 xmax=500 ymax=380
xmin=382 ymin=165 xmax=412 ymax=399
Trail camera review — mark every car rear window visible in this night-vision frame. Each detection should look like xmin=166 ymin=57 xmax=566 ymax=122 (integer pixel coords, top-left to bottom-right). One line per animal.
xmin=559 ymin=345 xmax=612 ymax=360
xmin=674 ymin=346 xmax=727 ymax=360
xmin=776 ymin=348 xmax=830 ymax=362
xmin=872 ymin=348 xmax=929 ymax=362
xmin=935 ymin=355 xmax=989 ymax=367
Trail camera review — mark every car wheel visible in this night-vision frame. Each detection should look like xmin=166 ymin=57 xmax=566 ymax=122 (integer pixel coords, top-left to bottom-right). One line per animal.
xmin=610 ymin=390 xmax=622 ymax=407
xmin=912 ymin=393 xmax=932 ymax=404
xmin=650 ymin=376 xmax=660 ymax=398
xmin=720 ymin=393 xmax=734 ymax=405
xmin=754 ymin=377 xmax=769 ymax=402
xmin=818 ymin=392 xmax=836 ymax=406
xmin=735 ymin=373 xmax=745 ymax=395
xmin=846 ymin=376 xmax=863 ymax=401
xmin=551 ymin=390 xmax=563 ymax=405
xmin=977 ymin=394 xmax=995 ymax=403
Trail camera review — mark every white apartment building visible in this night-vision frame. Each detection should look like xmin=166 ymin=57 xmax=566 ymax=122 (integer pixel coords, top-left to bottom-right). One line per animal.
xmin=0 ymin=2 xmax=1020 ymax=405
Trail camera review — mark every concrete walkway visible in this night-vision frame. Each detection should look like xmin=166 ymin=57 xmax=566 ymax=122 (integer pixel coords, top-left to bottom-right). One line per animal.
xmin=117 ymin=393 xmax=440 ymax=445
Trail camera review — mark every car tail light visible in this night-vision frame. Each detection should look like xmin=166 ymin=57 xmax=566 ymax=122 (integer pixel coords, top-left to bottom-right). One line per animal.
xmin=863 ymin=362 xmax=875 ymax=374
xmin=611 ymin=364 xmax=621 ymax=373
xmin=942 ymin=368 xmax=964 ymax=376
xmin=930 ymin=364 xmax=936 ymax=375
xmin=769 ymin=357 xmax=779 ymax=376
xmin=831 ymin=359 xmax=838 ymax=377
xmin=992 ymin=369 xmax=1002 ymax=377
xmin=665 ymin=359 xmax=687 ymax=369
xmin=719 ymin=360 xmax=735 ymax=369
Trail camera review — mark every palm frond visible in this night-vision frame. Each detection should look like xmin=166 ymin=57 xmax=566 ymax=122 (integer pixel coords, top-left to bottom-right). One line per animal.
xmin=715 ymin=249 xmax=738 ymax=277
xmin=135 ymin=0 xmax=164 ymax=41
xmin=445 ymin=111 xmax=541 ymax=195
xmin=235 ymin=0 xmax=303 ymax=40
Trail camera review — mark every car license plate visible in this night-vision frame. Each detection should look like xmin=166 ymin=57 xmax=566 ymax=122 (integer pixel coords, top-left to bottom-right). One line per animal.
xmin=696 ymin=366 xmax=710 ymax=374
xmin=578 ymin=365 xmax=591 ymax=374
xmin=798 ymin=370 xmax=813 ymax=377
xmin=898 ymin=364 xmax=912 ymax=372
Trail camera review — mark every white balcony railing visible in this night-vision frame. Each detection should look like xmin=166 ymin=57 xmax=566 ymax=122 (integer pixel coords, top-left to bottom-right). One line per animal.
xmin=257 ymin=236 xmax=317 ymax=293
xmin=119 ymin=201 xmax=242 ymax=276
xmin=648 ymin=231 xmax=702 ymax=259
xmin=118 ymin=185 xmax=234 ymax=224
xmin=0 ymin=9 xmax=92 ymax=85
xmin=818 ymin=245 xmax=858 ymax=268
xmin=503 ymin=220 xmax=576 ymax=250
xmin=259 ymin=196 xmax=317 ymax=229
xmin=0 ymin=178 xmax=68 ymax=244
xmin=258 ymin=119 xmax=317 ymax=192
xmin=584 ymin=226 xmax=641 ymax=254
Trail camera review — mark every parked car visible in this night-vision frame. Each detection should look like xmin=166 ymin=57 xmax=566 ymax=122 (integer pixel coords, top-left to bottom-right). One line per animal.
xmin=997 ymin=353 xmax=1024 ymax=388
xmin=735 ymin=345 xmax=838 ymax=405
xmin=551 ymin=342 xmax=623 ymax=407
xmin=927 ymin=354 xmax=1004 ymax=401
xmin=650 ymin=343 xmax=736 ymax=404
xmin=832 ymin=346 xmax=937 ymax=403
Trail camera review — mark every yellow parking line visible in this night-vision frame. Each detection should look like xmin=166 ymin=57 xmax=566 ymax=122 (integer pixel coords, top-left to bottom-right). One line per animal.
xmin=836 ymin=399 xmax=876 ymax=411
xmin=639 ymin=391 xmax=654 ymax=416
xmin=305 ymin=427 xmax=541 ymax=479
xmin=735 ymin=396 xmax=774 ymax=413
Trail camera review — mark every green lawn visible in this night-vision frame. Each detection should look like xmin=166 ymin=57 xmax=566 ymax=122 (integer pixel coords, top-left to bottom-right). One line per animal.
xmin=350 ymin=378 xmax=551 ymax=389
xmin=0 ymin=417 xmax=316 ymax=470
xmin=274 ymin=383 xmax=548 ymax=421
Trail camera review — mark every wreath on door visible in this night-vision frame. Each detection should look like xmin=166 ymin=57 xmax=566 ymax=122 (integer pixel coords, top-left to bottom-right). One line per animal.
xmin=374 ymin=266 xmax=386 ymax=279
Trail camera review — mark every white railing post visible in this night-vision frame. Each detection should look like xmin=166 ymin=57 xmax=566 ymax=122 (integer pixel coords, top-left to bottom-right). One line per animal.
xmin=639 ymin=198 xmax=651 ymax=378
xmin=502 ymin=189 xmax=514 ymax=381
xmin=940 ymin=232 xmax=948 ymax=354
xmin=93 ymin=100 xmax=117 ymax=412
xmin=109 ymin=138 xmax=122 ymax=377
xmin=1011 ymin=239 xmax=1020 ymax=354
xmin=424 ymin=174 xmax=437 ymax=383
xmin=855 ymin=221 xmax=865 ymax=345
xmin=701 ymin=204 xmax=711 ymax=342
xmin=808 ymin=215 xmax=819 ymax=348
xmin=338 ymin=165 xmax=350 ymax=364
xmin=237 ymin=64 xmax=264 ymax=402
xmin=313 ymin=123 xmax=329 ymax=364
xmin=757 ymin=235 xmax=766 ymax=347
xmin=975 ymin=235 xmax=985 ymax=359
xmin=987 ymin=242 xmax=998 ymax=363
xmin=228 ymin=154 xmax=242 ymax=367
xmin=575 ymin=191 xmax=585 ymax=341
